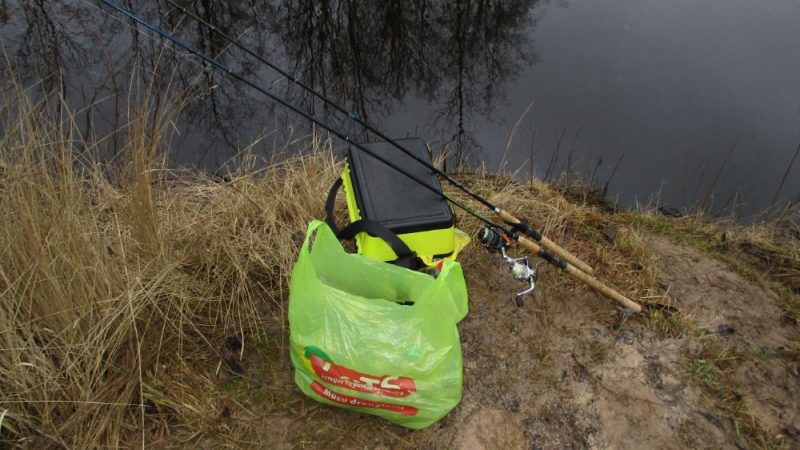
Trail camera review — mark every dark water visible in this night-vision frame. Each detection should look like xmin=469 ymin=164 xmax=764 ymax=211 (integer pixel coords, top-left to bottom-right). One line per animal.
xmin=2 ymin=0 xmax=799 ymax=217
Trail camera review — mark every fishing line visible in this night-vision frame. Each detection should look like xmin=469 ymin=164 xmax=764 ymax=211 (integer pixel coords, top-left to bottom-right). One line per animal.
xmin=95 ymin=0 xmax=509 ymax=233
xmin=162 ymin=0 xmax=495 ymax=210
xmin=162 ymin=0 xmax=595 ymax=276
xmin=95 ymin=0 xmax=642 ymax=312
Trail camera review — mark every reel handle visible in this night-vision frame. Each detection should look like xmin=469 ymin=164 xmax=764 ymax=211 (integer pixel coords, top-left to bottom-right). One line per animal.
xmin=497 ymin=209 xmax=594 ymax=274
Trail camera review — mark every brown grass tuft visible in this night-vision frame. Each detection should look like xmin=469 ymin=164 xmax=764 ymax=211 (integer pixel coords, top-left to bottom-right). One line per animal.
xmin=0 ymin=72 xmax=337 ymax=447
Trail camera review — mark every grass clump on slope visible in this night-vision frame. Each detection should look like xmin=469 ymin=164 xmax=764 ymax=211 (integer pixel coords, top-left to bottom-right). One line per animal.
xmin=0 ymin=76 xmax=337 ymax=447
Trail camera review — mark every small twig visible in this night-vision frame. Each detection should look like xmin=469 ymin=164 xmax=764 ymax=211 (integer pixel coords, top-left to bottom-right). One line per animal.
xmin=601 ymin=154 xmax=624 ymax=197
xmin=500 ymin=98 xmax=535 ymax=171
xmin=0 ymin=409 xmax=8 ymax=438
xmin=589 ymin=157 xmax=602 ymax=189
xmin=529 ymin=128 xmax=536 ymax=187
xmin=771 ymin=140 xmax=800 ymax=206
xmin=565 ymin=124 xmax=583 ymax=185
xmin=702 ymin=131 xmax=743 ymax=212
xmin=546 ymin=128 xmax=566 ymax=182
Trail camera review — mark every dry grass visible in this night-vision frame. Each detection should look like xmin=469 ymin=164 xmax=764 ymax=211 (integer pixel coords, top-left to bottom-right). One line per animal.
xmin=0 ymin=75 xmax=337 ymax=447
xmin=2 ymin=66 xmax=798 ymax=447
xmin=448 ymin=171 xmax=660 ymax=308
xmin=0 ymin=74 xmax=663 ymax=446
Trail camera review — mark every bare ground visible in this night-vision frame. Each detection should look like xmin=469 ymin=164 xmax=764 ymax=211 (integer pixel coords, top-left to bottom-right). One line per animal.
xmin=197 ymin=232 xmax=799 ymax=449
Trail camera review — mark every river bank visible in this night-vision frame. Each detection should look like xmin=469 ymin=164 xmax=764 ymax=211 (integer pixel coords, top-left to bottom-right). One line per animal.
xmin=1 ymin=82 xmax=798 ymax=449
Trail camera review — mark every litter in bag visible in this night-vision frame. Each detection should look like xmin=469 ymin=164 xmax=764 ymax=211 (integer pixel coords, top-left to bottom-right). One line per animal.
xmin=288 ymin=220 xmax=469 ymax=429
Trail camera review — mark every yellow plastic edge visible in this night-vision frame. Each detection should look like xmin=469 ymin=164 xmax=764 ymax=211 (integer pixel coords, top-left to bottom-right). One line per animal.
xmin=341 ymin=161 xmax=362 ymax=224
xmin=340 ymin=161 xmax=470 ymax=266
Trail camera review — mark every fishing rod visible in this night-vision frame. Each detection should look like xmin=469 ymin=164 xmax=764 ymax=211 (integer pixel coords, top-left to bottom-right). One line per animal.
xmin=96 ymin=0 xmax=641 ymax=313
xmin=164 ymin=0 xmax=594 ymax=276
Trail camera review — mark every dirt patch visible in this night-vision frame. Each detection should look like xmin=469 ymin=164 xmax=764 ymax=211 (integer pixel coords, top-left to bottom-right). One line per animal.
xmin=197 ymin=233 xmax=798 ymax=449
xmin=649 ymin=236 xmax=800 ymax=443
xmin=453 ymin=408 xmax=527 ymax=449
xmin=648 ymin=236 xmax=793 ymax=350
xmin=733 ymin=360 xmax=800 ymax=436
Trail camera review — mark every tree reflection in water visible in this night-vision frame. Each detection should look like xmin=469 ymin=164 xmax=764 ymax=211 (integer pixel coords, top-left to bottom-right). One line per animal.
xmin=272 ymin=0 xmax=537 ymax=167
xmin=1 ymin=0 xmax=538 ymax=169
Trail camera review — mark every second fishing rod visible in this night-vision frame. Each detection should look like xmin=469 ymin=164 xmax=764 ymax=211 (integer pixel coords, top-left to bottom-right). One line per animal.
xmin=165 ymin=0 xmax=594 ymax=276
xmin=97 ymin=0 xmax=640 ymax=312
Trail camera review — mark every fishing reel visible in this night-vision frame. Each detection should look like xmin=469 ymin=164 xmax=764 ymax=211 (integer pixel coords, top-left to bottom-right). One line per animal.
xmin=478 ymin=227 xmax=539 ymax=307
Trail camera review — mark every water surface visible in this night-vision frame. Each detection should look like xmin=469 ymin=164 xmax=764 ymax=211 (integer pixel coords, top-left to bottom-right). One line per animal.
xmin=2 ymin=0 xmax=799 ymax=216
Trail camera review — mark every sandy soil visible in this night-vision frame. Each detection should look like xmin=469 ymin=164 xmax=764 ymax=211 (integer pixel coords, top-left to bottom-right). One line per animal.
xmin=213 ymin=233 xmax=799 ymax=449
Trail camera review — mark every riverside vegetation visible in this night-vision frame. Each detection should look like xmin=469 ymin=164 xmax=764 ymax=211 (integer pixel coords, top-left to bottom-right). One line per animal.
xmin=1 ymin=75 xmax=798 ymax=448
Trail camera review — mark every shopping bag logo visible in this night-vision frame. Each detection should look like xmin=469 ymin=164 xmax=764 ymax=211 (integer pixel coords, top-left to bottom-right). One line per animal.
xmin=304 ymin=346 xmax=417 ymax=398
xmin=310 ymin=381 xmax=419 ymax=416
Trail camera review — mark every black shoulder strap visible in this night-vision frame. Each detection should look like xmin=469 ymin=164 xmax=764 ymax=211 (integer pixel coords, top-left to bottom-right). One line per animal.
xmin=325 ymin=177 xmax=345 ymax=235
xmin=325 ymin=178 xmax=415 ymax=267
xmin=337 ymin=220 xmax=414 ymax=266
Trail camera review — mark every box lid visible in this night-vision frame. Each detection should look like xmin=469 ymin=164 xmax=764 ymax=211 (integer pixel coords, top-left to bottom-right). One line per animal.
xmin=347 ymin=138 xmax=453 ymax=234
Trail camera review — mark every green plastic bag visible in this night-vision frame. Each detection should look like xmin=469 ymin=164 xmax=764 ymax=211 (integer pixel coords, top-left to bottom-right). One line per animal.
xmin=288 ymin=220 xmax=469 ymax=429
